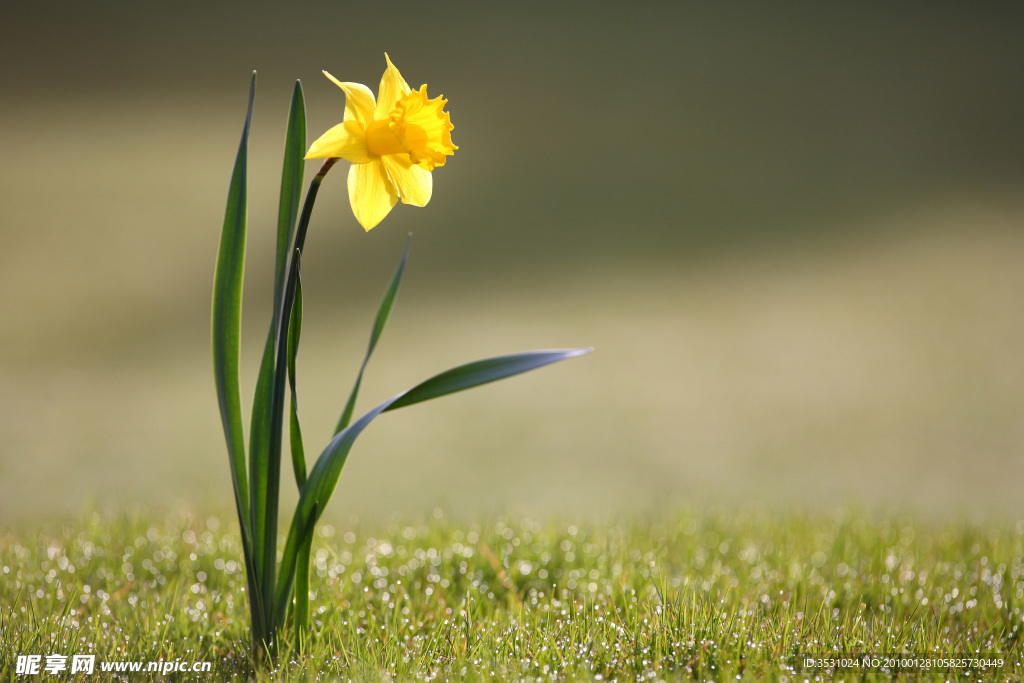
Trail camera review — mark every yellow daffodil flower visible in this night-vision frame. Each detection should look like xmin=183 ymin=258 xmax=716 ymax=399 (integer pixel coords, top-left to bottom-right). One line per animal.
xmin=306 ymin=54 xmax=457 ymax=231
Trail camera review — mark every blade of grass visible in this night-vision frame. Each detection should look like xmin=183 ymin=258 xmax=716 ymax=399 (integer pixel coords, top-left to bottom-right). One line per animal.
xmin=275 ymin=347 xmax=592 ymax=621
xmin=334 ymin=235 xmax=412 ymax=434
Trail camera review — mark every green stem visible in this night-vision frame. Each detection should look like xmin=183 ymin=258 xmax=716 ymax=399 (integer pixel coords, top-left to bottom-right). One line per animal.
xmin=260 ymin=157 xmax=338 ymax=651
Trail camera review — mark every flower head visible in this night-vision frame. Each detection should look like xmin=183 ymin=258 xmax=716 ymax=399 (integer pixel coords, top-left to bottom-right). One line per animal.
xmin=306 ymin=54 xmax=457 ymax=231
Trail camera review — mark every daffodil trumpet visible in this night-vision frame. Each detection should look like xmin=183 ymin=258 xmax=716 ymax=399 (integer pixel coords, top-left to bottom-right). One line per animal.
xmin=211 ymin=59 xmax=589 ymax=661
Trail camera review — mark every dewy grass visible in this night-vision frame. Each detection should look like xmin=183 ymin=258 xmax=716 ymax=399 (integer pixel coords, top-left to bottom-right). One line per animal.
xmin=212 ymin=61 xmax=589 ymax=657
xmin=1 ymin=507 xmax=1022 ymax=681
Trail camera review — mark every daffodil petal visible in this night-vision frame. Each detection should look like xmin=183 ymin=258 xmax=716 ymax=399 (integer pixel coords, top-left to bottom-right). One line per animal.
xmin=375 ymin=54 xmax=412 ymax=120
xmin=323 ymin=71 xmax=376 ymax=127
xmin=348 ymin=161 xmax=398 ymax=231
xmin=305 ymin=120 xmax=371 ymax=162
xmin=381 ymin=154 xmax=433 ymax=207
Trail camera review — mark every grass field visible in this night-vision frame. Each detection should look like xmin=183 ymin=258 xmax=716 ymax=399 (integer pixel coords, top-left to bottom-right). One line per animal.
xmin=2 ymin=507 xmax=1022 ymax=681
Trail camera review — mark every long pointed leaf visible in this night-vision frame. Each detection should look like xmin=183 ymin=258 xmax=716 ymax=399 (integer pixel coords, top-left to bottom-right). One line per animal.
xmin=276 ymin=81 xmax=306 ymax=314
xmin=247 ymin=81 xmax=309 ymax=637
xmin=334 ymin=235 xmax=412 ymax=434
xmin=275 ymin=347 xmax=591 ymax=620
xmin=282 ymin=86 xmax=307 ymax=482
xmin=247 ymin=80 xmax=307 ymax=604
xmin=383 ymin=349 xmax=593 ymax=412
xmin=212 ymin=72 xmax=263 ymax=637
xmin=248 ymin=327 xmax=275 ymax=584
xmin=212 ymin=72 xmax=254 ymax=537
xmin=252 ymin=80 xmax=307 ymax=514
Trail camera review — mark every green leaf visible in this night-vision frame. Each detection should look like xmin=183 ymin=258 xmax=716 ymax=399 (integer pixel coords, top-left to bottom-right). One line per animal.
xmin=248 ymin=330 xmax=274 ymax=555
xmin=289 ymin=401 xmax=306 ymax=488
xmin=334 ymin=235 xmax=412 ymax=434
xmin=211 ymin=71 xmax=254 ymax=539
xmin=212 ymin=72 xmax=266 ymax=637
xmin=237 ymin=80 xmax=308 ymax=650
xmin=288 ymin=253 xmax=306 ymax=489
xmin=275 ymin=347 xmax=591 ymax=621
xmin=281 ymin=85 xmax=308 ymax=493
xmin=275 ymin=81 xmax=306 ymax=318
xmin=384 ymin=349 xmax=593 ymax=412
xmin=247 ymin=80 xmax=307 ymax=601
xmin=254 ymin=80 xmax=308 ymax=634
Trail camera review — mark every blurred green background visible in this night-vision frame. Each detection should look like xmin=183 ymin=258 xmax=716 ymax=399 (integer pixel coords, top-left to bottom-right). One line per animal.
xmin=2 ymin=3 xmax=1023 ymax=522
